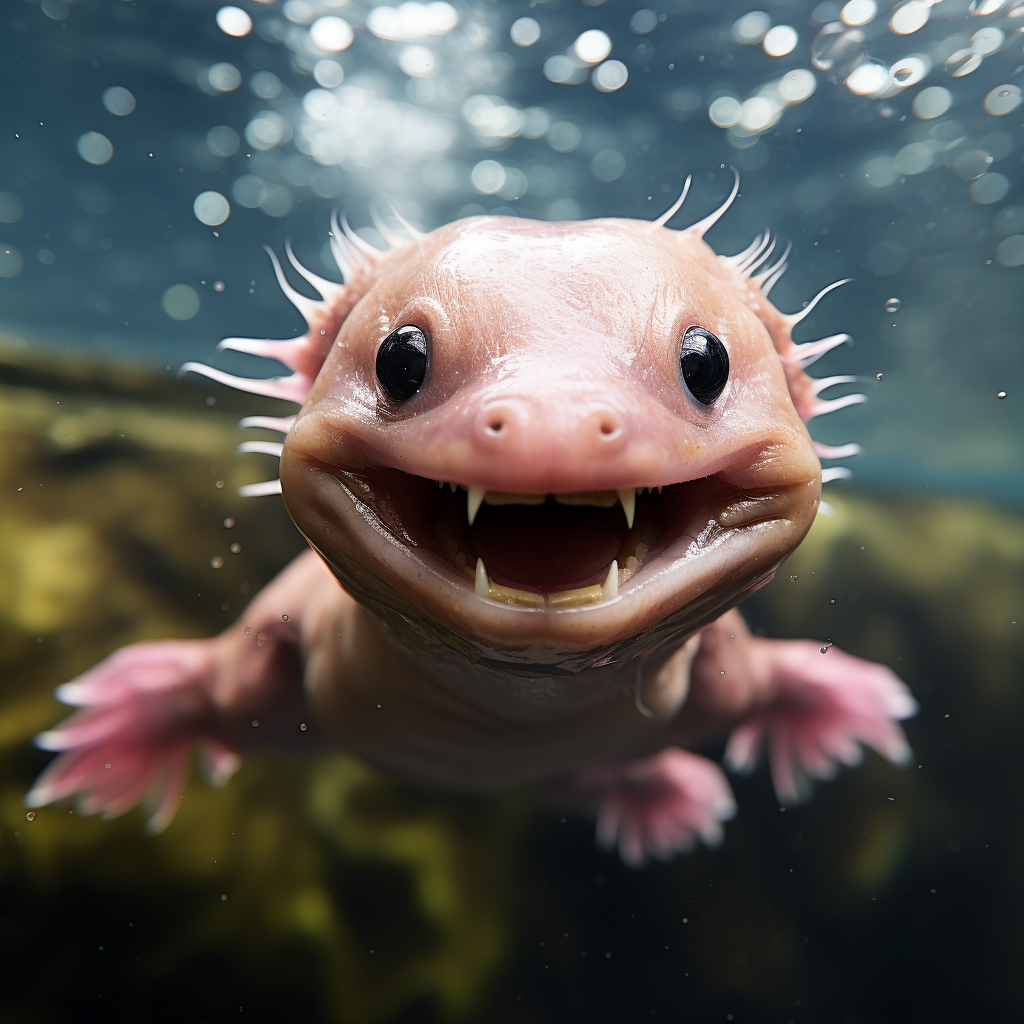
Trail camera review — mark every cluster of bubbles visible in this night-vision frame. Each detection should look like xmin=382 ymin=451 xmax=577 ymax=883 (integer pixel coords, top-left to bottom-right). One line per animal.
xmin=717 ymin=0 xmax=1024 ymax=268
xmin=139 ymin=0 xmax=658 ymax=252
xmin=10 ymin=0 xmax=1024 ymax=292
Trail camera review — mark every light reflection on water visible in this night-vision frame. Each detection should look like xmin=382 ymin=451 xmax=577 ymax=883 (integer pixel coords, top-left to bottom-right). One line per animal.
xmin=0 ymin=0 xmax=1022 ymax=502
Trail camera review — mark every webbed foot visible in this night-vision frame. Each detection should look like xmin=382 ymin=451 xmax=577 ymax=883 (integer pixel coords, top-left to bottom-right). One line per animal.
xmin=562 ymin=747 xmax=736 ymax=867
xmin=724 ymin=640 xmax=917 ymax=804
xmin=26 ymin=640 xmax=240 ymax=832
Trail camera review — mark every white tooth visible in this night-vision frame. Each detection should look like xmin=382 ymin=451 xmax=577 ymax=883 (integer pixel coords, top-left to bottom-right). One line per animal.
xmin=617 ymin=488 xmax=635 ymax=529
xmin=602 ymin=560 xmax=618 ymax=600
xmin=449 ymin=481 xmax=458 ymax=492
xmin=475 ymin=557 xmax=489 ymax=597
xmin=467 ymin=485 xmax=486 ymax=525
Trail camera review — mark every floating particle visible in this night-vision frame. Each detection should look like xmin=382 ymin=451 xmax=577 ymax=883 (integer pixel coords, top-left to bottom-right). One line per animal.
xmin=0 ymin=246 xmax=24 ymax=278
xmin=207 ymin=125 xmax=240 ymax=157
xmin=779 ymin=69 xmax=817 ymax=103
xmin=0 ymin=192 xmax=22 ymax=223
xmin=194 ymin=191 xmax=230 ymax=226
xmin=214 ymin=281 xmax=225 ymax=292
xmin=790 ymin=574 xmax=798 ymax=581
xmin=996 ymin=234 xmax=1024 ymax=266
xmin=945 ymin=49 xmax=982 ymax=77
xmin=820 ymin=642 xmax=833 ymax=654
xmin=889 ymin=0 xmax=930 ymax=35
xmin=846 ymin=58 xmax=888 ymax=96
xmin=223 ymin=517 xmax=235 ymax=528
xmin=763 ymin=25 xmax=798 ymax=56
xmin=876 ymin=372 xmax=884 ymax=380
xmin=77 ymin=132 xmax=113 ymax=165
xmin=971 ymin=172 xmax=1009 ymax=205
xmin=510 ymin=17 xmax=541 ymax=46
xmin=732 ymin=11 xmax=771 ymax=45
xmin=890 ymin=56 xmax=929 ymax=88
xmin=230 ymin=543 xmax=241 ymax=554
xmin=574 ymin=29 xmax=612 ymax=64
xmin=216 ymin=6 xmax=252 ymax=37
xmin=282 ymin=614 xmax=289 ymax=621
xmin=313 ymin=60 xmax=344 ymax=88
xmin=997 ymin=391 xmax=1007 ymax=399
xmin=471 ymin=159 xmax=505 ymax=194
xmin=310 ymin=16 xmax=354 ymax=52
xmin=25 ymin=811 xmax=36 ymax=821
xmin=207 ymin=63 xmax=242 ymax=92
xmin=592 ymin=60 xmax=628 ymax=92
xmin=102 ymin=86 xmax=135 ymax=116
xmin=983 ymin=84 xmax=1022 ymax=116
xmin=812 ymin=23 xmax=867 ymax=82
xmin=912 ymin=86 xmax=952 ymax=119
xmin=709 ymin=96 xmax=742 ymax=128
xmin=841 ymin=0 xmax=876 ymax=25
xmin=885 ymin=297 xmax=901 ymax=312
xmin=630 ymin=9 xmax=658 ymax=34
xmin=971 ymin=27 xmax=1004 ymax=55
xmin=210 ymin=556 xmax=224 ymax=569
xmin=161 ymin=284 xmax=200 ymax=320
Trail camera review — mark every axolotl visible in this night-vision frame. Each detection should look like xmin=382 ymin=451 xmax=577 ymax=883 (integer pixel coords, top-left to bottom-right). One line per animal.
xmin=28 ymin=174 xmax=916 ymax=866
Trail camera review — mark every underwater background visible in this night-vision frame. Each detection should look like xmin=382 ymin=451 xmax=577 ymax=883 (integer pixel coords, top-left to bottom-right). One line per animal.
xmin=1 ymin=0 xmax=1022 ymax=1020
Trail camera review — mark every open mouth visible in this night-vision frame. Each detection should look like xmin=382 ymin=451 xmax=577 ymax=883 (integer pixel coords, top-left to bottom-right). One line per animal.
xmin=330 ymin=468 xmax=774 ymax=611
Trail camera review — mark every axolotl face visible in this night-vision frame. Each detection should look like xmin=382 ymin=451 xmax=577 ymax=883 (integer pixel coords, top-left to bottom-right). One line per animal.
xmin=280 ymin=216 xmax=821 ymax=667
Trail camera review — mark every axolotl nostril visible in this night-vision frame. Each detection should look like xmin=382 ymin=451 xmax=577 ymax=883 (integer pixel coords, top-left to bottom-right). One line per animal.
xmin=27 ymin=174 xmax=916 ymax=867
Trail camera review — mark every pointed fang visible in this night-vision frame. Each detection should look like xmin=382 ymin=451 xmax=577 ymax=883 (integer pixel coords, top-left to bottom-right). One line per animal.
xmin=467 ymin=485 xmax=485 ymax=526
xmin=475 ymin=558 xmax=489 ymax=597
xmin=603 ymin=560 xmax=618 ymax=600
xmin=821 ymin=467 xmax=852 ymax=484
xmin=617 ymin=488 xmax=636 ymax=529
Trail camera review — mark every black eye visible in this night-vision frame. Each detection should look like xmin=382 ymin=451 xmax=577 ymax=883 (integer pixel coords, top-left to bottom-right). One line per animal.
xmin=376 ymin=324 xmax=428 ymax=402
xmin=679 ymin=326 xmax=729 ymax=405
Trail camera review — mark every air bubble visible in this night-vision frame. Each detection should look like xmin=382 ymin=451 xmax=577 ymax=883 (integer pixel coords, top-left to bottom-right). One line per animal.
xmin=25 ymin=811 xmax=36 ymax=821
xmin=885 ymin=297 xmax=901 ymax=312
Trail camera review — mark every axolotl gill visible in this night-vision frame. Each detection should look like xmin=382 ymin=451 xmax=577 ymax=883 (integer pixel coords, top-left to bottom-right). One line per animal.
xmin=28 ymin=173 xmax=916 ymax=866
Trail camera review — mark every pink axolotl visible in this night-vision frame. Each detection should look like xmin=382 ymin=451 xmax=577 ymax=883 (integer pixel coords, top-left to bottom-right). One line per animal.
xmin=27 ymin=174 xmax=915 ymax=866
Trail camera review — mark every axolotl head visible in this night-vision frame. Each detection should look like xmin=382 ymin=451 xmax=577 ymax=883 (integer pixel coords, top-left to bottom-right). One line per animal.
xmin=197 ymin=180 xmax=856 ymax=670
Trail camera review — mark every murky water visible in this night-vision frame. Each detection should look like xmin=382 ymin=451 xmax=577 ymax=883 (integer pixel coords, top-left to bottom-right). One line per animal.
xmin=2 ymin=1 xmax=1023 ymax=1021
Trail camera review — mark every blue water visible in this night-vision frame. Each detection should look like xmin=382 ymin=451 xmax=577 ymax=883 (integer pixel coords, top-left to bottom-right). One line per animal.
xmin=2 ymin=2 xmax=1023 ymax=1021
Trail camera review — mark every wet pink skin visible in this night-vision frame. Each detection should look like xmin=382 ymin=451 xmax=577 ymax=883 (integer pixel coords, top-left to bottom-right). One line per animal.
xmin=27 ymin=200 xmax=917 ymax=865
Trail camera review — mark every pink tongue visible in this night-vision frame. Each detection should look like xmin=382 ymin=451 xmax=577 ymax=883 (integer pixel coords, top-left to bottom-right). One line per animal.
xmin=470 ymin=504 xmax=621 ymax=590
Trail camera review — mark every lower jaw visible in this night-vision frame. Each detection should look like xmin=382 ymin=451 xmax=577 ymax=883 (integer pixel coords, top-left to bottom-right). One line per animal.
xmin=434 ymin=517 xmax=664 ymax=610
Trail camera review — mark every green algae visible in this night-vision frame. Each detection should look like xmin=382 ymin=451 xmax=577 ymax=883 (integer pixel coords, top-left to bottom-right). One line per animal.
xmin=1 ymin=340 xmax=1023 ymax=1023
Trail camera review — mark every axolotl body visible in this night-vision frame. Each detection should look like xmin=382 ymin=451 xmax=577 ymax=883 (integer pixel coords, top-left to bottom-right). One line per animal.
xmin=29 ymin=176 xmax=915 ymax=865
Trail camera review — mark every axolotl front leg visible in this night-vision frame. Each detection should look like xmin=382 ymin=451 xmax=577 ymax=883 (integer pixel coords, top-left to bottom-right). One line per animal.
xmin=27 ymin=551 xmax=343 ymax=831
xmin=554 ymin=609 xmax=916 ymax=866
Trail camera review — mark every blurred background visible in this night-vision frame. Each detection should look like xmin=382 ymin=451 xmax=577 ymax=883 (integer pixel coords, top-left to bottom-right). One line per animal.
xmin=1 ymin=0 xmax=1022 ymax=1020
